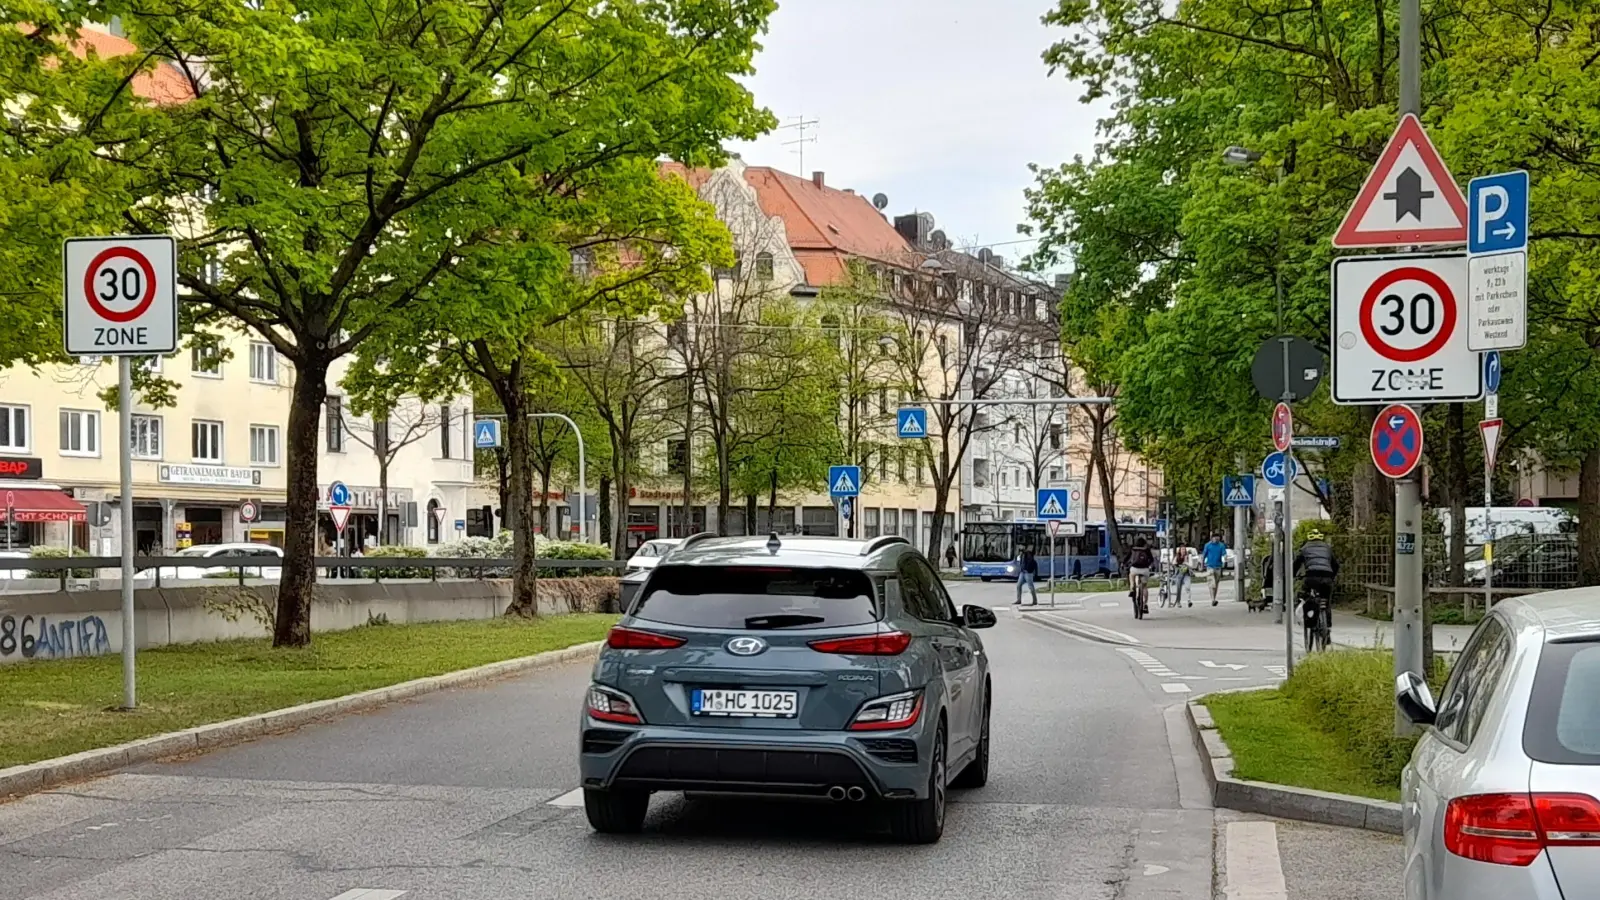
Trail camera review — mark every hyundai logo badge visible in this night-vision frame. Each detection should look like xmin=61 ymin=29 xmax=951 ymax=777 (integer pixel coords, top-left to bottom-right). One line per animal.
xmin=726 ymin=636 xmax=768 ymax=656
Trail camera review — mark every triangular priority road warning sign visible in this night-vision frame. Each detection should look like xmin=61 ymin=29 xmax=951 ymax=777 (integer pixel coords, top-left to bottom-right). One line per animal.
xmin=1333 ymin=114 xmax=1468 ymax=248
xmin=330 ymin=505 xmax=352 ymax=534
xmin=1480 ymin=418 xmax=1503 ymax=471
xmin=832 ymin=471 xmax=857 ymax=494
xmin=1039 ymin=495 xmax=1065 ymax=517
xmin=1226 ymin=482 xmax=1252 ymax=503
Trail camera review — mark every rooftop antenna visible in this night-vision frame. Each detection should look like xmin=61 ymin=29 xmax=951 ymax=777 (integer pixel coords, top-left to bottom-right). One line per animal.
xmin=779 ymin=114 xmax=819 ymax=173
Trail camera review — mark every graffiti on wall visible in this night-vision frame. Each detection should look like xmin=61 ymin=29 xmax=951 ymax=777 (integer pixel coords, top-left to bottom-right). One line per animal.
xmin=0 ymin=614 xmax=111 ymax=660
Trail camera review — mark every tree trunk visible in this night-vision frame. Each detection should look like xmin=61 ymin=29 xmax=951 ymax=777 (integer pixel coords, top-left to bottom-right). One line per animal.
xmin=1580 ymin=446 xmax=1600 ymax=586
xmin=928 ymin=488 xmax=948 ymax=563
xmin=717 ymin=438 xmax=732 ymax=536
xmin=495 ymin=446 xmax=513 ymax=532
xmin=503 ymin=390 xmax=540 ymax=617
xmin=745 ymin=493 xmax=757 ymax=535
xmin=599 ymin=475 xmax=613 ymax=550
xmin=1447 ymin=404 xmax=1468 ymax=587
xmin=1090 ymin=412 xmax=1121 ymax=560
xmin=538 ymin=463 xmax=552 ymax=539
xmin=272 ymin=356 xmax=330 ymax=647
xmin=377 ymin=455 xmax=389 ymax=546
xmin=768 ymin=468 xmax=779 ymax=531
xmin=614 ymin=464 xmax=632 ymax=560
xmin=1352 ymin=408 xmax=1383 ymax=531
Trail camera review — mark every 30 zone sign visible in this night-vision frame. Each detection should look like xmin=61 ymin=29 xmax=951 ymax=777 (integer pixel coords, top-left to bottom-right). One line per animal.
xmin=63 ymin=235 xmax=178 ymax=356
xmin=1331 ymin=252 xmax=1482 ymax=404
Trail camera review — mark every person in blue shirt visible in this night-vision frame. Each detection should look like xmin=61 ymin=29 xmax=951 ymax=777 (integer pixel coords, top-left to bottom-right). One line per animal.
xmin=1201 ymin=534 xmax=1229 ymax=606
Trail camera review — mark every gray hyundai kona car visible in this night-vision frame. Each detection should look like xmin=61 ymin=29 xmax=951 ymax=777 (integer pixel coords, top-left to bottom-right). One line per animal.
xmin=579 ymin=532 xmax=996 ymax=843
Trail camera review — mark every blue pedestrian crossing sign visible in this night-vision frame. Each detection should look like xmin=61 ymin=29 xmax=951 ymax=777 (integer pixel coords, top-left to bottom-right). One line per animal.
xmin=1222 ymin=475 xmax=1257 ymax=507
xmin=473 ymin=419 xmax=501 ymax=450
xmin=896 ymin=407 xmax=927 ymax=439
xmin=828 ymin=465 xmax=861 ymax=498
xmin=1035 ymin=488 xmax=1069 ymax=520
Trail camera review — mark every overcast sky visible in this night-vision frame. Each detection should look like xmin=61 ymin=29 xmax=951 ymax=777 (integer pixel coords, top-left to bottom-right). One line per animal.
xmin=725 ymin=0 xmax=1108 ymax=271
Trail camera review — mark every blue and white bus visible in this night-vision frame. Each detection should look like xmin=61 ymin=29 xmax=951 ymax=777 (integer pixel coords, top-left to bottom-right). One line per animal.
xmin=960 ymin=520 xmax=1156 ymax=580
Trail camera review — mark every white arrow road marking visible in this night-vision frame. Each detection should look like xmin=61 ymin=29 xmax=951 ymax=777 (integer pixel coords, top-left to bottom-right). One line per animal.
xmin=1199 ymin=660 xmax=1249 ymax=670
xmin=1143 ymin=864 xmax=1171 ymax=876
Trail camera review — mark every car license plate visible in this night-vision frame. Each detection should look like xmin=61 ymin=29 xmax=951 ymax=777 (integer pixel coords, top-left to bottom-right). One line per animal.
xmin=691 ymin=689 xmax=798 ymax=717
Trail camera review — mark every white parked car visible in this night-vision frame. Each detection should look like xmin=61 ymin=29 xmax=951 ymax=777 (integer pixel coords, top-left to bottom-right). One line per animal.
xmin=625 ymin=539 xmax=682 ymax=574
xmin=154 ymin=543 xmax=283 ymax=581
xmin=1396 ymin=588 xmax=1600 ymax=899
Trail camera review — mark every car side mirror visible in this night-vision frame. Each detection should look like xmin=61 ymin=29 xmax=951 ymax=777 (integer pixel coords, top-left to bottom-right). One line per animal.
xmin=961 ymin=604 xmax=997 ymax=629
xmin=1395 ymin=672 xmax=1437 ymax=726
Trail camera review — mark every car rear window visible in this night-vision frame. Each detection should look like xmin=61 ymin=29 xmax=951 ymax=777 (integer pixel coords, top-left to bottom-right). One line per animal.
xmin=1525 ymin=640 xmax=1600 ymax=765
xmin=631 ymin=565 xmax=880 ymax=630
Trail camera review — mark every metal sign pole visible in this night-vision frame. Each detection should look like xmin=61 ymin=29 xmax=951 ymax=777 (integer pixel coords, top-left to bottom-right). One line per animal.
xmin=1483 ymin=464 xmax=1494 ymax=616
xmin=118 ymin=357 xmax=137 ymax=709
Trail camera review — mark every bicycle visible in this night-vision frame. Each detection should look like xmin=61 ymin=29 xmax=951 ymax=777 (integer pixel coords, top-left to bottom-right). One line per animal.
xmin=1301 ymin=580 xmax=1332 ymax=651
xmin=1130 ymin=573 xmax=1149 ymax=619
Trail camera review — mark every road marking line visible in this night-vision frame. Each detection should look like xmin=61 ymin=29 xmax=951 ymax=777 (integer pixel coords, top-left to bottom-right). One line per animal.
xmin=1161 ymin=683 xmax=1191 ymax=693
xmin=1100 ymin=600 xmax=1120 ymax=608
xmin=326 ymin=891 xmax=408 ymax=900
xmin=1223 ymin=820 xmax=1287 ymax=900
xmin=1175 ymin=675 xmax=1207 ymax=680
xmin=547 ymin=788 xmax=585 ymax=808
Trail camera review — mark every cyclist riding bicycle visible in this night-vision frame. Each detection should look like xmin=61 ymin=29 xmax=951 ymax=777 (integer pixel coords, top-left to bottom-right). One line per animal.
xmin=1294 ymin=528 xmax=1340 ymax=650
xmin=1124 ymin=536 xmax=1155 ymax=618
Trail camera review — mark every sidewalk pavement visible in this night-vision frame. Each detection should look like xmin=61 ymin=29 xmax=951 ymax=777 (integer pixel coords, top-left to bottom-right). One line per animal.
xmin=1027 ymin=581 xmax=1477 ymax=653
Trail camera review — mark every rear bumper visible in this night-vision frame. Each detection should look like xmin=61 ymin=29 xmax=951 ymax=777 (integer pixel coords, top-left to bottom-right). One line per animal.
xmin=579 ymin=718 xmax=933 ymax=799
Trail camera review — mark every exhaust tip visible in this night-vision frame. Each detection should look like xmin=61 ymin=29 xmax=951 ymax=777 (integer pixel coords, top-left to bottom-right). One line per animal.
xmin=846 ymin=786 xmax=866 ymax=801
xmin=826 ymin=785 xmax=847 ymax=801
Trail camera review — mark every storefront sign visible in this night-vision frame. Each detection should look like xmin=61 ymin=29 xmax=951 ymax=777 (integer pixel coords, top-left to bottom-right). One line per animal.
xmin=629 ymin=487 xmax=684 ymax=502
xmin=316 ymin=485 xmax=411 ymax=511
xmin=159 ymin=464 xmax=262 ymax=487
xmin=0 ymin=456 xmax=43 ymax=480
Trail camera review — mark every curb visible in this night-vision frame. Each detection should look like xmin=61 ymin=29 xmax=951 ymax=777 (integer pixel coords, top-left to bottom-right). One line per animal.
xmin=0 ymin=639 xmax=603 ymax=801
xmin=1021 ymin=611 xmax=1142 ymax=646
xmin=1186 ymin=692 xmax=1402 ymax=835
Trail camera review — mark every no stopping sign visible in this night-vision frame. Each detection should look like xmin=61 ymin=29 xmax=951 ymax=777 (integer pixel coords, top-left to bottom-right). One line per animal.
xmin=1331 ymin=252 xmax=1482 ymax=404
xmin=63 ymin=235 xmax=178 ymax=356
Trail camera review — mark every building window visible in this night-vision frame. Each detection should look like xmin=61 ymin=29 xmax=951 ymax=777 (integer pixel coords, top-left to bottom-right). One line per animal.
xmin=326 ymin=396 xmax=345 ymax=452
xmin=1048 ymin=467 xmax=1063 ymax=484
xmin=1050 ymin=422 xmax=1064 ymax=450
xmin=755 ymin=251 xmax=774 ymax=281
xmin=1013 ymin=423 xmax=1022 ymax=443
xmin=0 ymin=404 xmax=29 ymax=452
xmin=192 ymin=420 xmax=223 ymax=463
xmin=250 ymin=425 xmax=279 ymax=466
xmin=879 ymin=388 xmax=889 ymax=416
xmin=1000 ymin=470 xmax=1008 ymax=488
xmin=58 ymin=409 xmax=100 ymax=457
xmin=439 ymin=406 xmax=453 ymax=458
xmin=937 ymin=333 xmax=949 ymax=357
xmin=249 ymin=341 xmax=278 ymax=383
xmin=426 ymin=499 xmax=441 ymax=544
xmin=667 ymin=438 xmax=688 ymax=476
xmin=191 ymin=344 xmax=222 ymax=377
xmin=130 ymin=415 xmax=162 ymax=460
xmin=879 ymin=452 xmax=889 ymax=481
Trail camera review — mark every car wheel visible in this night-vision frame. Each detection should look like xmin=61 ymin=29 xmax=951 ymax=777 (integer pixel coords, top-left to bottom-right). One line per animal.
xmin=890 ymin=720 xmax=946 ymax=844
xmin=583 ymin=787 xmax=649 ymax=834
xmin=951 ymin=688 xmax=990 ymax=789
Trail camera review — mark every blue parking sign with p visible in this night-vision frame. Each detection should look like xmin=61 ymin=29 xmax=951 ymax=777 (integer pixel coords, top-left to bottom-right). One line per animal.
xmin=1468 ymin=171 xmax=1529 ymax=254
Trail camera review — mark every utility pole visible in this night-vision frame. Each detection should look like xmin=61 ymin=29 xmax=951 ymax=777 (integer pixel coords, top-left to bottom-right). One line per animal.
xmin=1393 ymin=0 xmax=1426 ymax=735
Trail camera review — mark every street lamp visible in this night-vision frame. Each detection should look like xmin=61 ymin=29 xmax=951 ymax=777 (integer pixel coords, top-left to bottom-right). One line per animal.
xmin=1221 ymin=145 xmax=1264 ymax=167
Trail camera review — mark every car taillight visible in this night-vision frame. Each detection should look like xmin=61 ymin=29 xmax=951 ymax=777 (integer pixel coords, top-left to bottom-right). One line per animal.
xmin=808 ymin=631 xmax=912 ymax=655
xmin=849 ymin=691 xmax=924 ymax=731
xmin=606 ymin=626 xmax=686 ymax=650
xmin=587 ymin=685 xmax=643 ymax=724
xmin=1445 ymin=793 xmax=1600 ymax=866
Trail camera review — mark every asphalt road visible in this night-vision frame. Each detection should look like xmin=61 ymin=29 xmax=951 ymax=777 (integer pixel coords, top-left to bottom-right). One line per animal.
xmin=0 ymin=580 xmax=1379 ymax=900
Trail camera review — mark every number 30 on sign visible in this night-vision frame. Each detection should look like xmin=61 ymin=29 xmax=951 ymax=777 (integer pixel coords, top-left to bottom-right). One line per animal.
xmin=63 ymin=235 xmax=179 ymax=356
xmin=1331 ymin=252 xmax=1483 ymax=404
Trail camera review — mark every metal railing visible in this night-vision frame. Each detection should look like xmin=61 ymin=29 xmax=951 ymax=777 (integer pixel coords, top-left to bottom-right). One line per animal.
xmin=0 ymin=555 xmax=627 ymax=592
xmin=1327 ymin=533 xmax=1581 ymax=615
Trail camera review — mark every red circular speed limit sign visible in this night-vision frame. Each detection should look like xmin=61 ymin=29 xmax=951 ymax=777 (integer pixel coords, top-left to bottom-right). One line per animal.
xmin=1358 ymin=266 xmax=1457 ymax=363
xmin=83 ymin=246 xmax=159 ymax=324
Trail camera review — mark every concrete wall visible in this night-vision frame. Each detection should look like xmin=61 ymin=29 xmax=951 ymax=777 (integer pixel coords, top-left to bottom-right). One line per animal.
xmin=0 ymin=579 xmax=616 ymax=664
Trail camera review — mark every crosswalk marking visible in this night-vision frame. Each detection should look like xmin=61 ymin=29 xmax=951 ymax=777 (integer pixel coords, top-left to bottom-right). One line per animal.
xmin=326 ymin=891 xmax=408 ymax=900
xmin=547 ymin=788 xmax=585 ymax=808
xmin=1161 ymin=683 xmax=1191 ymax=693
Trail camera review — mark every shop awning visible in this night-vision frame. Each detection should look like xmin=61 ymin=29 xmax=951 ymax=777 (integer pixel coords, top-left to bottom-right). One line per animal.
xmin=0 ymin=489 xmax=86 ymax=523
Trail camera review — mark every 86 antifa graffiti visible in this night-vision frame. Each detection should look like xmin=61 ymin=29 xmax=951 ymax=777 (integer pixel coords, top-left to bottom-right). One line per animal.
xmin=0 ymin=614 xmax=110 ymax=660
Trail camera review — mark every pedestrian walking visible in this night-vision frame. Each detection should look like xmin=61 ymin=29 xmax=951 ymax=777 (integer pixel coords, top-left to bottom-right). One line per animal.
xmin=1014 ymin=547 xmax=1040 ymax=606
xmin=945 ymin=544 xmax=957 ymax=570
xmin=1202 ymin=533 xmax=1229 ymax=606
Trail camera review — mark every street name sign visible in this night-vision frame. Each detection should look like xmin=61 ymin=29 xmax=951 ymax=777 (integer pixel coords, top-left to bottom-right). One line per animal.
xmin=1332 ymin=114 xmax=1469 ymax=248
xmin=1331 ymin=252 xmax=1482 ymax=404
xmin=63 ymin=235 xmax=178 ymax=355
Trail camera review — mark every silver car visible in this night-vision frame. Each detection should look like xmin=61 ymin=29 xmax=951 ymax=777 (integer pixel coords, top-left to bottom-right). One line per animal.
xmin=580 ymin=533 xmax=995 ymax=843
xmin=1396 ymin=589 xmax=1600 ymax=900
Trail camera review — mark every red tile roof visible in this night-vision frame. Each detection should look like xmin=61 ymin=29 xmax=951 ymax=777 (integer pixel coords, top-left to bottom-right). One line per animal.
xmin=661 ymin=160 xmax=917 ymax=286
xmin=26 ymin=24 xmax=195 ymax=105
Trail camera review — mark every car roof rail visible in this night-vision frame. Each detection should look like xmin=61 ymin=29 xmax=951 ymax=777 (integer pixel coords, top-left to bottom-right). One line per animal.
xmin=861 ymin=535 xmax=910 ymax=556
xmin=669 ymin=532 xmax=719 ymax=556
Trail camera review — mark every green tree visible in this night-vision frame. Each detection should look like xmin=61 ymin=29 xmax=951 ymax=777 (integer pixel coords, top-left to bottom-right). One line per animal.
xmin=12 ymin=1 xmax=775 ymax=641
